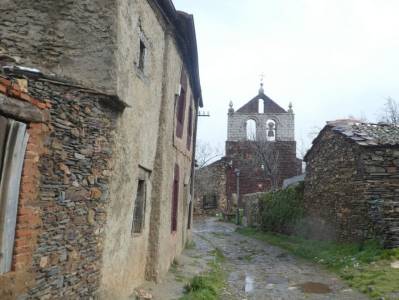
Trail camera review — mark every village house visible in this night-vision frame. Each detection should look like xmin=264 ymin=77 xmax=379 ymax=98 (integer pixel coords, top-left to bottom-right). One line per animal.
xmin=193 ymin=158 xmax=228 ymax=215
xmin=304 ymin=120 xmax=399 ymax=248
xmin=0 ymin=0 xmax=202 ymax=299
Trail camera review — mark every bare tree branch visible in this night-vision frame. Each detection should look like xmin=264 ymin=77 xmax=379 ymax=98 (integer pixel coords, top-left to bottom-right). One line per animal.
xmin=248 ymin=133 xmax=280 ymax=190
xmin=380 ymin=97 xmax=399 ymax=125
xmin=195 ymin=140 xmax=223 ymax=169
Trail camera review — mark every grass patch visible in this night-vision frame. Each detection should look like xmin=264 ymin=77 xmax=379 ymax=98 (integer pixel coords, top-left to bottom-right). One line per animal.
xmin=237 ymin=227 xmax=399 ymax=299
xmin=180 ymin=248 xmax=226 ymax=300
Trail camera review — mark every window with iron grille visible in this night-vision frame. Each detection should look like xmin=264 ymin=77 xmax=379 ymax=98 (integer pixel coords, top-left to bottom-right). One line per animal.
xmin=0 ymin=116 xmax=29 ymax=274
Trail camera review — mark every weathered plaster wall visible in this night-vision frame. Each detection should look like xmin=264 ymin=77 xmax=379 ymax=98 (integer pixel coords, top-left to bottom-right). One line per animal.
xmin=146 ymin=33 xmax=195 ymax=281
xmin=99 ymin=0 xmax=167 ymax=298
xmin=0 ymin=0 xmax=118 ymax=92
xmin=100 ymin=1 xmax=196 ymax=297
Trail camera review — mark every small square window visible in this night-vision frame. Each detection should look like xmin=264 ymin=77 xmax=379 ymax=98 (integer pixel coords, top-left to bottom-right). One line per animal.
xmin=138 ymin=40 xmax=146 ymax=72
xmin=132 ymin=179 xmax=146 ymax=234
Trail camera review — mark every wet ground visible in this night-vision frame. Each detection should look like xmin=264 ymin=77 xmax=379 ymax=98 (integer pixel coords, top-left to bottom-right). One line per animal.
xmin=137 ymin=217 xmax=368 ymax=299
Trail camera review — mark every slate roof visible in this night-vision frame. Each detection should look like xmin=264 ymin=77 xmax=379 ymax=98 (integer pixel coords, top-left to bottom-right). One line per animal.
xmin=304 ymin=120 xmax=399 ymax=161
xmin=328 ymin=120 xmax=399 ymax=146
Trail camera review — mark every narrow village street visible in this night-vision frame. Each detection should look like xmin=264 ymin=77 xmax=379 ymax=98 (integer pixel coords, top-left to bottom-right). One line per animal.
xmin=142 ymin=217 xmax=368 ymax=300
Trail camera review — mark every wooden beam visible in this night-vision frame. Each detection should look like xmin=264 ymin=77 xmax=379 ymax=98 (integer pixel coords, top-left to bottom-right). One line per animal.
xmin=0 ymin=94 xmax=48 ymax=123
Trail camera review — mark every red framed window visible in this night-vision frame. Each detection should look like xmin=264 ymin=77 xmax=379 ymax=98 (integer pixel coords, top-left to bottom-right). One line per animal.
xmin=171 ymin=164 xmax=179 ymax=232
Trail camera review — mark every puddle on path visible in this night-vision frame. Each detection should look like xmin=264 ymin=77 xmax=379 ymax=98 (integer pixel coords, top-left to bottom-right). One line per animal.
xmin=296 ymin=282 xmax=332 ymax=294
xmin=244 ymin=274 xmax=254 ymax=293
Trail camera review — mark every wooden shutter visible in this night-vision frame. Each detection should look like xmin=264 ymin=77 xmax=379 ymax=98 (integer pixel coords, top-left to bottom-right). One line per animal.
xmin=0 ymin=118 xmax=29 ymax=274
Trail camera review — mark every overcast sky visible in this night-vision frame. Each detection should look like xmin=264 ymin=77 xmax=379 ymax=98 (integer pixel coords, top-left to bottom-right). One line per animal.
xmin=174 ymin=0 xmax=399 ymax=155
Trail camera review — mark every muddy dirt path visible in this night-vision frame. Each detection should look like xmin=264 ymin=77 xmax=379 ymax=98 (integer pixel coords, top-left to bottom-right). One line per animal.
xmin=136 ymin=218 xmax=368 ymax=299
xmin=195 ymin=217 xmax=367 ymax=300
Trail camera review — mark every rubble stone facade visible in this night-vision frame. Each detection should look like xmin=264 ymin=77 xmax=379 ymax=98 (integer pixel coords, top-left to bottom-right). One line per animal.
xmin=0 ymin=0 xmax=202 ymax=299
xmin=304 ymin=121 xmax=399 ymax=248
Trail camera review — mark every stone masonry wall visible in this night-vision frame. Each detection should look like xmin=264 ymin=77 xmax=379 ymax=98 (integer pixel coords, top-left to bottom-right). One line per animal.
xmin=194 ymin=160 xmax=227 ymax=215
xmin=0 ymin=72 xmax=121 ymax=299
xmin=304 ymin=131 xmax=369 ymax=242
xmin=27 ymin=77 xmax=120 ymax=299
xmin=305 ymin=129 xmax=399 ymax=247
xmin=0 ymin=76 xmax=50 ymax=300
xmin=361 ymin=148 xmax=399 ymax=248
xmin=0 ymin=0 xmax=117 ymax=92
xmin=227 ymin=112 xmax=295 ymax=142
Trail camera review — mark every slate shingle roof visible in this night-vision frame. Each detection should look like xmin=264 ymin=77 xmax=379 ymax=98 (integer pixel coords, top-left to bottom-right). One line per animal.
xmin=304 ymin=120 xmax=399 ymax=161
xmin=328 ymin=120 xmax=399 ymax=146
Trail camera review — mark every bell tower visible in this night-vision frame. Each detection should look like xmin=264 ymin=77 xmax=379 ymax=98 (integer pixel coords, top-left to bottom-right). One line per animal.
xmin=225 ymin=82 xmax=300 ymax=203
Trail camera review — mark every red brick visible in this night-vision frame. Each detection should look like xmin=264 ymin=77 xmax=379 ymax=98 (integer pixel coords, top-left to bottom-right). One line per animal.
xmin=19 ymin=92 xmax=32 ymax=102
xmin=0 ymin=77 xmax=11 ymax=87
xmin=0 ymin=84 xmax=7 ymax=94
xmin=9 ymin=87 xmax=21 ymax=98
xmin=15 ymin=229 xmax=33 ymax=238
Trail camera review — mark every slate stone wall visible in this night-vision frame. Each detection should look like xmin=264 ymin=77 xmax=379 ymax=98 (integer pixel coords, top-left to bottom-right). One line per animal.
xmin=26 ymin=78 xmax=120 ymax=299
xmin=360 ymin=148 xmax=399 ymax=248
xmin=0 ymin=73 xmax=121 ymax=299
xmin=304 ymin=129 xmax=399 ymax=248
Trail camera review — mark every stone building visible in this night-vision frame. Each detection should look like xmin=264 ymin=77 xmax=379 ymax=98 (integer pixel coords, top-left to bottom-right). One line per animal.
xmin=0 ymin=0 xmax=202 ymax=299
xmin=304 ymin=120 xmax=399 ymax=248
xmin=225 ymin=84 xmax=301 ymax=208
xmin=194 ymin=158 xmax=228 ymax=215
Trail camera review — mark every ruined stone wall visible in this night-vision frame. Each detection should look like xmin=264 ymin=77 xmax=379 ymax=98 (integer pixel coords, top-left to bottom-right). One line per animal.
xmin=360 ymin=148 xmax=399 ymax=248
xmin=225 ymin=141 xmax=298 ymax=206
xmin=0 ymin=74 xmax=120 ymax=299
xmin=0 ymin=0 xmax=118 ymax=93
